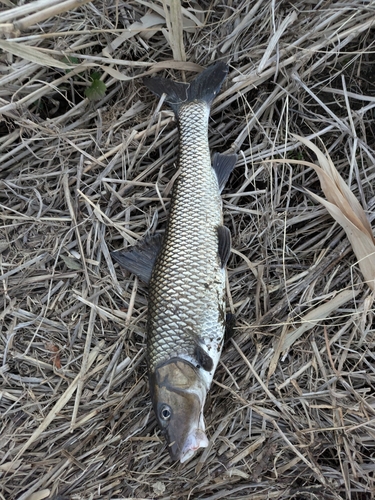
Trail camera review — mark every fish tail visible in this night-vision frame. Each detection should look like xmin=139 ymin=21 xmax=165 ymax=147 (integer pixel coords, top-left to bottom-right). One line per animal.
xmin=143 ymin=61 xmax=228 ymax=116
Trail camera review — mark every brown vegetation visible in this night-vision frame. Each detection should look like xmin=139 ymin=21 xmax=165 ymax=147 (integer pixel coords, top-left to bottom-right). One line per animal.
xmin=1 ymin=1 xmax=375 ymax=499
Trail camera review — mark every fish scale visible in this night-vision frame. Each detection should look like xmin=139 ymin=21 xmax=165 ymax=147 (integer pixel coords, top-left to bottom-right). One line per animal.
xmin=147 ymin=100 xmax=225 ymax=375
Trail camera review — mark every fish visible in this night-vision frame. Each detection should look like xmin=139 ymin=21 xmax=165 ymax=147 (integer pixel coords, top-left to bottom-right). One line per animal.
xmin=112 ymin=62 xmax=237 ymax=463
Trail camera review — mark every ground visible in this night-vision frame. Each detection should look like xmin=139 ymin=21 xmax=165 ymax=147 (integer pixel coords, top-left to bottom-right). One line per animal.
xmin=1 ymin=1 xmax=375 ymax=499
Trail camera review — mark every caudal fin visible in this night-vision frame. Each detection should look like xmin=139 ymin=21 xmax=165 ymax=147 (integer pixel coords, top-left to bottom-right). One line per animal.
xmin=143 ymin=61 xmax=228 ymax=115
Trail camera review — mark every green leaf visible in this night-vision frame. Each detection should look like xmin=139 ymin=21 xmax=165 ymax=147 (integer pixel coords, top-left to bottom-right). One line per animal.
xmin=62 ymin=55 xmax=79 ymax=73
xmin=85 ymin=73 xmax=107 ymax=101
xmin=60 ymin=255 xmax=82 ymax=270
xmin=62 ymin=56 xmax=79 ymax=65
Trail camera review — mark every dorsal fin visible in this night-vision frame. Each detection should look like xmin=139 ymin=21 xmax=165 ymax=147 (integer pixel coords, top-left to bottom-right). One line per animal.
xmin=111 ymin=234 xmax=163 ymax=284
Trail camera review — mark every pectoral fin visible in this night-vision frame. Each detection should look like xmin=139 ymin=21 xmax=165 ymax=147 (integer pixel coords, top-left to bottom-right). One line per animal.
xmin=194 ymin=344 xmax=214 ymax=372
xmin=111 ymin=233 xmax=163 ymax=284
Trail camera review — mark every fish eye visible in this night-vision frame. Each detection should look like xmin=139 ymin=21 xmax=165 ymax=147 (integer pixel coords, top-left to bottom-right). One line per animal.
xmin=159 ymin=404 xmax=172 ymax=421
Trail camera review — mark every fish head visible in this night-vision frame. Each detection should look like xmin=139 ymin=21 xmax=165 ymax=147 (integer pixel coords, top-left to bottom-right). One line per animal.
xmin=150 ymin=358 xmax=209 ymax=463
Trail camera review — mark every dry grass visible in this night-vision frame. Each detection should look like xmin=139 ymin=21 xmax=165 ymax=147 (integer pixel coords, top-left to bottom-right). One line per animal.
xmin=1 ymin=1 xmax=375 ymax=499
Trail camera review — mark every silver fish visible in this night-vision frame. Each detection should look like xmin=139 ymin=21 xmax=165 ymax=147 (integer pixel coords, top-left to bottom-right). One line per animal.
xmin=112 ymin=62 xmax=236 ymax=463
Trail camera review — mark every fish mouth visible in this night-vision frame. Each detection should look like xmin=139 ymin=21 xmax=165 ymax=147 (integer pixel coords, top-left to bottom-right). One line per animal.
xmin=168 ymin=428 xmax=209 ymax=463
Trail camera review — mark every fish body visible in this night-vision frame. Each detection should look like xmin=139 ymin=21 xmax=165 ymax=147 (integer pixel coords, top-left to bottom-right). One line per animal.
xmin=112 ymin=62 xmax=236 ymax=462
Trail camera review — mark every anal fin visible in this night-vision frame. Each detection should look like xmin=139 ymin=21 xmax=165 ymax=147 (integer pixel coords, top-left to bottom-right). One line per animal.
xmin=212 ymin=152 xmax=237 ymax=192
xmin=111 ymin=233 xmax=163 ymax=284
xmin=217 ymin=225 xmax=231 ymax=268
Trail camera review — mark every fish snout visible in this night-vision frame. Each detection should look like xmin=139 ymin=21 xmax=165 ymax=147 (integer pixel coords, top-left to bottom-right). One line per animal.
xmin=168 ymin=429 xmax=209 ymax=463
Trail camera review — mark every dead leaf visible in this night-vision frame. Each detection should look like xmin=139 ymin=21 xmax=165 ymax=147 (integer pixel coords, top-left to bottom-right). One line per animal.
xmin=161 ymin=0 xmax=186 ymax=62
xmin=25 ymin=489 xmax=51 ymax=500
xmin=308 ymin=191 xmax=375 ymax=290
xmin=293 ymin=134 xmax=375 ymax=240
xmin=269 ymin=288 xmax=360 ymax=376
xmin=103 ymin=13 xmax=165 ymax=54
xmin=0 ymin=460 xmax=22 ymax=472
xmin=292 ymin=134 xmax=375 ymax=291
xmin=45 ymin=343 xmax=62 ymax=369
xmin=0 ymin=40 xmax=73 ymax=69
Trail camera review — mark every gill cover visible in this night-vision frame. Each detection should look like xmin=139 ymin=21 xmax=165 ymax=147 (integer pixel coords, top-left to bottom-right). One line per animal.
xmin=150 ymin=359 xmax=209 ymax=463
